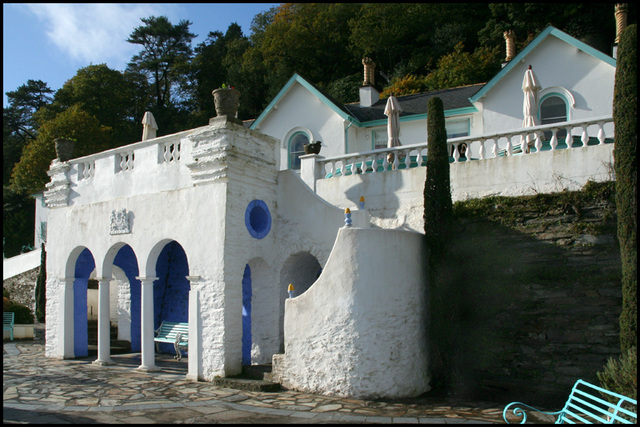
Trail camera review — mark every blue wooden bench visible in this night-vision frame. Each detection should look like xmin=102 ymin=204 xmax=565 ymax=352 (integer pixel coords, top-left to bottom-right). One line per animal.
xmin=4 ymin=312 xmax=15 ymax=341
xmin=154 ymin=321 xmax=188 ymax=360
xmin=503 ymin=379 xmax=637 ymax=424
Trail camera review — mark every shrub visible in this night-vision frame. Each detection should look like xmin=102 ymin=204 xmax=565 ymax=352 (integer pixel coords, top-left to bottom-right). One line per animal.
xmin=597 ymin=346 xmax=637 ymax=401
xmin=3 ymin=300 xmax=35 ymax=324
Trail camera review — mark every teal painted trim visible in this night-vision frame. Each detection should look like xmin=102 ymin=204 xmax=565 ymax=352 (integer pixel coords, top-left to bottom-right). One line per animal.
xmin=250 ymin=74 xmax=299 ymax=130
xmin=469 ymin=26 xmax=616 ymax=104
xmin=359 ymin=106 xmax=477 ymax=128
xmin=251 ymin=73 xmax=363 ymax=130
xmin=538 ymin=92 xmax=570 ymax=122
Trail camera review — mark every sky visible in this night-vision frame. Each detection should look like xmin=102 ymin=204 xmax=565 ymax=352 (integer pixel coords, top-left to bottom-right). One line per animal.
xmin=2 ymin=3 xmax=280 ymax=107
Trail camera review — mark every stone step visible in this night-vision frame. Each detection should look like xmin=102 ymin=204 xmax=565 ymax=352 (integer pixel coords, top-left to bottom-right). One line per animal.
xmin=212 ymin=377 xmax=281 ymax=392
xmin=212 ymin=364 xmax=281 ymax=392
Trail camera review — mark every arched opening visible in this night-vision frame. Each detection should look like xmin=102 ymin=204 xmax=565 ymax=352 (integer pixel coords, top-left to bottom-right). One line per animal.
xmin=539 ymin=94 xmax=568 ymax=144
xmin=153 ymin=240 xmax=190 ymax=358
xmin=288 ymin=131 xmax=309 ymax=170
xmin=242 ymin=264 xmax=252 ymax=365
xmin=73 ymin=247 xmax=95 ymax=358
xmin=111 ymin=244 xmax=140 ymax=353
xmin=278 ymin=252 xmax=322 ymax=351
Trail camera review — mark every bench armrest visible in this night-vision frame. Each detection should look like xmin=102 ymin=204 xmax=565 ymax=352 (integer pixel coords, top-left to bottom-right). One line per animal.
xmin=503 ymin=402 xmax=563 ymax=424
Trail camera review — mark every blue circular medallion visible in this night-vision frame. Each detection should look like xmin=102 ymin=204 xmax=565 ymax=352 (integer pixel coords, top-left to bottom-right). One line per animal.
xmin=245 ymin=200 xmax=271 ymax=239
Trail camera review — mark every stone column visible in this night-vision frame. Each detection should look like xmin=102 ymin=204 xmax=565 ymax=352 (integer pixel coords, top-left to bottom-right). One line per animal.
xmin=136 ymin=277 xmax=159 ymax=372
xmin=59 ymin=278 xmax=75 ymax=359
xmin=186 ymin=276 xmax=203 ymax=381
xmin=93 ymin=278 xmax=113 ymax=365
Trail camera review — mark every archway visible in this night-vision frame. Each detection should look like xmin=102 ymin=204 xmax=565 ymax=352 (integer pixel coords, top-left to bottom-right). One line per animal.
xmin=73 ymin=247 xmax=95 ymax=358
xmin=109 ymin=244 xmax=140 ymax=352
xmin=278 ymin=252 xmax=322 ymax=351
xmin=153 ymin=240 xmax=189 ymax=356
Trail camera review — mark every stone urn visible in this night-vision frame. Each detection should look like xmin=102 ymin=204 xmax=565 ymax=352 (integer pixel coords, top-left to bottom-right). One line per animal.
xmin=54 ymin=138 xmax=75 ymax=162
xmin=212 ymin=88 xmax=241 ymax=119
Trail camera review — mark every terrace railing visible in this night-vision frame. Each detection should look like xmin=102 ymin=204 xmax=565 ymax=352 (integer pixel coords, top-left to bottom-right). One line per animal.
xmin=311 ymin=116 xmax=613 ymax=183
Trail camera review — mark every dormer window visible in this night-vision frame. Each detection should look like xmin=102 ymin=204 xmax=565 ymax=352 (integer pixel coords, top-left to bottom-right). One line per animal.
xmin=539 ymin=94 xmax=569 ymax=141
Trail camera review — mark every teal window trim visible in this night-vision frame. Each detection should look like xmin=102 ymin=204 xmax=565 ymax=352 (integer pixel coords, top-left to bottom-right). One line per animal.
xmin=288 ymin=131 xmax=309 ymax=170
xmin=538 ymin=93 xmax=570 ymax=123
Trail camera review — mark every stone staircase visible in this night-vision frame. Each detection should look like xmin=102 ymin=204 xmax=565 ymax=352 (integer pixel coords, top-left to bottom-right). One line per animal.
xmin=87 ymin=320 xmax=131 ymax=354
xmin=212 ymin=363 xmax=281 ymax=392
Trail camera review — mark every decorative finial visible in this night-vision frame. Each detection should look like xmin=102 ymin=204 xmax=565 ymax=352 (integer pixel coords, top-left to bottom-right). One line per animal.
xmin=288 ymin=283 xmax=295 ymax=298
xmin=344 ymin=208 xmax=352 ymax=227
xmin=359 ymin=196 xmax=365 ymax=210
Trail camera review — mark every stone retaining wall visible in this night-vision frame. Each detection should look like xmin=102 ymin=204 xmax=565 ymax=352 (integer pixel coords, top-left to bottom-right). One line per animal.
xmin=434 ymin=184 xmax=621 ymax=407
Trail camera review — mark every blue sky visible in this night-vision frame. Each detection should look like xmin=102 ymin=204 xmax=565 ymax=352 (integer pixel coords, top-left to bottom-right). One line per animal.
xmin=2 ymin=3 xmax=280 ymax=107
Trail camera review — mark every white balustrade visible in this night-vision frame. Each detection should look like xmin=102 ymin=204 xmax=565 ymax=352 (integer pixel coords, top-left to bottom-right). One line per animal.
xmin=315 ymin=116 xmax=614 ymax=181
xmin=78 ymin=161 xmax=95 ymax=181
xmin=118 ymin=151 xmax=135 ymax=172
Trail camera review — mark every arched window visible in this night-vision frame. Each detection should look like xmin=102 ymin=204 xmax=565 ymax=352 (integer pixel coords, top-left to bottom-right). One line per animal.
xmin=539 ymin=95 xmax=568 ymax=142
xmin=288 ymin=131 xmax=309 ymax=170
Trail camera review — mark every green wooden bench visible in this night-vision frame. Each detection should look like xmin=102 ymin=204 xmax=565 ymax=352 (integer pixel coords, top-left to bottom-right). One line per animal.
xmin=4 ymin=312 xmax=15 ymax=341
xmin=154 ymin=321 xmax=188 ymax=360
xmin=503 ymin=379 xmax=637 ymax=424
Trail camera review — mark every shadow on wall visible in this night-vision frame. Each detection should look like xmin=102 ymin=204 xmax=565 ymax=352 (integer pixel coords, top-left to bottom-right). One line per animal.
xmin=430 ymin=197 xmax=621 ymax=407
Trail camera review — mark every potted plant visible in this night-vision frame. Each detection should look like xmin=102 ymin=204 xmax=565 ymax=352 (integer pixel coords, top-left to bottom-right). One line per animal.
xmin=212 ymin=84 xmax=241 ymax=119
xmin=54 ymin=137 xmax=76 ymax=162
xmin=303 ymin=140 xmax=322 ymax=155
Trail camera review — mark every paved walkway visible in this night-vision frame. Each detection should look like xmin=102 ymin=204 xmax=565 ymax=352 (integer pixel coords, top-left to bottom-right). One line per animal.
xmin=4 ymin=338 xmax=505 ymax=424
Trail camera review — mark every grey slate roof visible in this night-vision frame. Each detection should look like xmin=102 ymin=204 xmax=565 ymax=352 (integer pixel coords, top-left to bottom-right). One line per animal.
xmin=343 ymin=83 xmax=484 ymax=123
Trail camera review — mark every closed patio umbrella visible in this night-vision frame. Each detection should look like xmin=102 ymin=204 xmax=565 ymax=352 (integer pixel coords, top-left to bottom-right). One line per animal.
xmin=385 ymin=95 xmax=402 ymax=167
xmin=520 ymin=65 xmax=541 ymax=153
xmin=141 ymin=111 xmax=158 ymax=141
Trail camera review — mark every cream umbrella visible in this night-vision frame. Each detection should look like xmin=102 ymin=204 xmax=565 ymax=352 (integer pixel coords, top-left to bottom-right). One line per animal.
xmin=384 ymin=95 xmax=402 ymax=167
xmin=141 ymin=111 xmax=158 ymax=141
xmin=520 ymin=65 xmax=541 ymax=153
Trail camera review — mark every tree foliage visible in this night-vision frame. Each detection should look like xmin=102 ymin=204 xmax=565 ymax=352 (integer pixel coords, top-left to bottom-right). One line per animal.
xmin=127 ymin=15 xmax=196 ymax=109
xmin=612 ymin=24 xmax=637 ymax=353
xmin=11 ymin=105 xmax=113 ymax=195
xmin=424 ymin=97 xmax=452 ymax=263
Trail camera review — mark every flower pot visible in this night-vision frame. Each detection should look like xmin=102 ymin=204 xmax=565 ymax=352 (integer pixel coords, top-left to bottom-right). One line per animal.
xmin=303 ymin=141 xmax=322 ymax=155
xmin=54 ymin=138 xmax=75 ymax=162
xmin=212 ymin=88 xmax=240 ymax=119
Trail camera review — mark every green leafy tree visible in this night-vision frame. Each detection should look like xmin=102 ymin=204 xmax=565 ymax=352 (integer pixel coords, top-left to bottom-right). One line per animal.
xmin=126 ymin=15 xmax=196 ymax=109
xmin=613 ymin=24 xmax=637 ymax=353
xmin=10 ymin=105 xmax=113 ymax=195
xmin=258 ymin=3 xmax=361 ymax=97
xmin=45 ymin=64 xmax=147 ymax=145
xmin=2 ymin=185 xmax=35 ymax=257
xmin=3 ymin=80 xmax=54 ymax=184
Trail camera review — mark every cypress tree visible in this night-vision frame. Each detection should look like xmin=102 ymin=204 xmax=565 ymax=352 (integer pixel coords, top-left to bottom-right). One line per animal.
xmin=424 ymin=96 xmax=452 ymax=266
xmin=613 ymin=24 xmax=637 ymax=353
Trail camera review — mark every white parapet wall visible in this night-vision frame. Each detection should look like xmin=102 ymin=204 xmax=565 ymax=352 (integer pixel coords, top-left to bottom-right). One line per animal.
xmin=277 ymin=226 xmax=429 ymax=399
xmin=3 ymin=249 xmax=42 ymax=281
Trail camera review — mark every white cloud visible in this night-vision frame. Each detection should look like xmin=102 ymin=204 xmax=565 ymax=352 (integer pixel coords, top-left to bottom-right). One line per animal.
xmin=24 ymin=3 xmax=179 ymax=70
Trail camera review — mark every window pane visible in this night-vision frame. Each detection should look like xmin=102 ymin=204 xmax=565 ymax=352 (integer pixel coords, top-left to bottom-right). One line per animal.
xmin=540 ymin=97 xmax=566 ymax=124
xmin=289 ymin=133 xmax=309 ymax=170
xmin=374 ymin=129 xmax=388 ymax=149
xmin=446 ymin=120 xmax=469 ymax=138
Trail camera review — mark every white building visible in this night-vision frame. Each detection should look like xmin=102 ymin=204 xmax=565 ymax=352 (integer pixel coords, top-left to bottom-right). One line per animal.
xmin=41 ymin=26 xmax=618 ymax=399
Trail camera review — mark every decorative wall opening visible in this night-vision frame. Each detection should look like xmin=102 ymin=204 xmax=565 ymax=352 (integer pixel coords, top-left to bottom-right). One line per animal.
xmin=153 ymin=240 xmax=190 ymax=356
xmin=73 ymin=247 xmax=95 ymax=358
xmin=242 ymin=264 xmax=252 ymax=365
xmin=245 ymin=200 xmax=271 ymax=239
xmin=278 ymin=251 xmax=322 ymax=351
xmin=112 ymin=244 xmax=140 ymax=352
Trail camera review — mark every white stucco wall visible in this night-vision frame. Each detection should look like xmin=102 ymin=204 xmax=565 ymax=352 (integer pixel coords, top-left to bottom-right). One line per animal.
xmin=315 ymin=143 xmax=615 ymax=232
xmin=479 ymin=36 xmax=615 ymax=135
xmin=278 ymin=226 xmax=429 ymax=399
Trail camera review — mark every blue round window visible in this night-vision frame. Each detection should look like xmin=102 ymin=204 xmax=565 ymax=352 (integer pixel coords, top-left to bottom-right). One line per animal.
xmin=245 ymin=200 xmax=271 ymax=239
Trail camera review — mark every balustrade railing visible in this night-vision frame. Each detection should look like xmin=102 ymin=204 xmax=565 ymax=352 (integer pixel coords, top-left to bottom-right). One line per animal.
xmin=316 ymin=116 xmax=613 ymax=180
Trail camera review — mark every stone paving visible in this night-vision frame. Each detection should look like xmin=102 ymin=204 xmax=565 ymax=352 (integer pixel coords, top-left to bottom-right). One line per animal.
xmin=4 ymin=335 xmax=506 ymax=424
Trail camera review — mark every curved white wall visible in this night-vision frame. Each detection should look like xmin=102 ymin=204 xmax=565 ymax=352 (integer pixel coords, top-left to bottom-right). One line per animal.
xmin=279 ymin=226 xmax=429 ymax=399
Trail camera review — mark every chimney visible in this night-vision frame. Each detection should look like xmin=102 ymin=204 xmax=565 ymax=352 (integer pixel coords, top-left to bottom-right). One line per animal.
xmin=503 ymin=30 xmax=516 ymax=67
xmin=359 ymin=57 xmax=379 ymax=107
xmin=615 ymin=4 xmax=628 ymax=43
